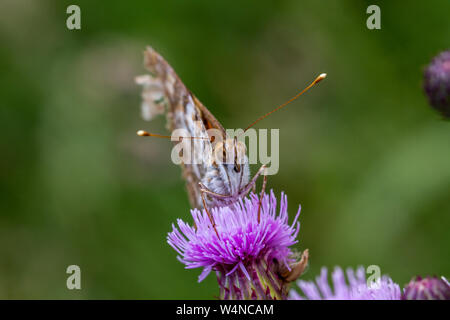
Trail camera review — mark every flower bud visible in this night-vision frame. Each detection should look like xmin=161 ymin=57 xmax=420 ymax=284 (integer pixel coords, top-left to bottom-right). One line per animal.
xmin=423 ymin=50 xmax=450 ymax=118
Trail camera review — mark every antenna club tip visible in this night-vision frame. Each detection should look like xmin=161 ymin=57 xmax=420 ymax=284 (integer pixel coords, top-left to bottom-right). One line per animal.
xmin=137 ymin=130 xmax=147 ymax=136
xmin=313 ymin=73 xmax=327 ymax=84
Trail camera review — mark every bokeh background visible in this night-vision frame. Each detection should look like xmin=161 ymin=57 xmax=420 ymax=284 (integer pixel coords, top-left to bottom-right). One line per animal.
xmin=0 ymin=0 xmax=449 ymax=299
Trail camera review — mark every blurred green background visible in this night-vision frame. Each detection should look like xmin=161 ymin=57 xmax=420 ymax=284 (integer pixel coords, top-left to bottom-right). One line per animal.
xmin=0 ymin=0 xmax=449 ymax=299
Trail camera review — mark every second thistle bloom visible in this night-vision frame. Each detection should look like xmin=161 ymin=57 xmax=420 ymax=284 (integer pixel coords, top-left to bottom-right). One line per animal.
xmin=167 ymin=191 xmax=308 ymax=300
xmin=402 ymin=276 xmax=450 ymax=300
xmin=290 ymin=266 xmax=402 ymax=300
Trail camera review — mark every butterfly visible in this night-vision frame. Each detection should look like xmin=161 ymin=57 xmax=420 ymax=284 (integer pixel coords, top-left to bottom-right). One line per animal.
xmin=135 ymin=47 xmax=325 ymax=219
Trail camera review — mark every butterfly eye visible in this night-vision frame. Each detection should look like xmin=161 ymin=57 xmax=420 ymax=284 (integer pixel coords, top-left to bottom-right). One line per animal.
xmin=234 ymin=163 xmax=241 ymax=173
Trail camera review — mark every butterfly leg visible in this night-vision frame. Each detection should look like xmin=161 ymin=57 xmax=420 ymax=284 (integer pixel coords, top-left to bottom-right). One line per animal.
xmin=200 ymin=190 xmax=220 ymax=239
xmin=241 ymin=164 xmax=266 ymax=197
xmin=198 ymin=182 xmax=228 ymax=198
xmin=257 ymin=167 xmax=268 ymax=223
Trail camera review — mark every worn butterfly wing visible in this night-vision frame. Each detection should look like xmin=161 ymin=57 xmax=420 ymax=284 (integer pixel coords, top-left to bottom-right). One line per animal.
xmin=136 ymin=46 xmax=226 ymax=208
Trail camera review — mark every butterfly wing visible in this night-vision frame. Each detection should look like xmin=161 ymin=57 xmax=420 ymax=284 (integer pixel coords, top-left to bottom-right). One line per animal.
xmin=137 ymin=46 xmax=225 ymax=208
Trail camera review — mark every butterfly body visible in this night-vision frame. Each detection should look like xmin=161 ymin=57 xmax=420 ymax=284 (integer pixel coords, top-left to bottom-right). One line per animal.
xmin=137 ymin=47 xmax=262 ymax=209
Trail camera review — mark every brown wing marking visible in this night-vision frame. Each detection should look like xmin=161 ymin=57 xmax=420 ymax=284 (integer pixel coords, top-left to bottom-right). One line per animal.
xmin=140 ymin=46 xmax=225 ymax=208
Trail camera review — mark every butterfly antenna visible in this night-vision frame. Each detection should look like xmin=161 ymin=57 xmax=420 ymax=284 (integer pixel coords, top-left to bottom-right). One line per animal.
xmin=137 ymin=130 xmax=210 ymax=141
xmin=243 ymin=73 xmax=326 ymax=132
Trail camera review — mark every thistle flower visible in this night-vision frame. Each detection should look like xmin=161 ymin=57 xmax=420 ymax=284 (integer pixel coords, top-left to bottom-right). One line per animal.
xmin=423 ymin=50 xmax=450 ymax=118
xmin=290 ymin=266 xmax=402 ymax=300
xmin=167 ymin=191 xmax=309 ymax=300
xmin=402 ymin=276 xmax=450 ymax=300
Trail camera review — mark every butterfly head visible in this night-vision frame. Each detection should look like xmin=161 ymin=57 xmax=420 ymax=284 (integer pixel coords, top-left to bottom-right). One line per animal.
xmin=202 ymin=137 xmax=250 ymax=196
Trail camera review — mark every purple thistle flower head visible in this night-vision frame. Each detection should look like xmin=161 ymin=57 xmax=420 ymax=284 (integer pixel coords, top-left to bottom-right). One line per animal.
xmin=167 ymin=190 xmax=308 ymax=299
xmin=424 ymin=50 xmax=450 ymax=118
xmin=402 ymin=276 xmax=450 ymax=300
xmin=290 ymin=266 xmax=402 ymax=300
